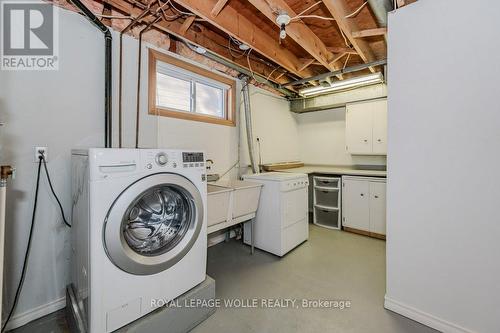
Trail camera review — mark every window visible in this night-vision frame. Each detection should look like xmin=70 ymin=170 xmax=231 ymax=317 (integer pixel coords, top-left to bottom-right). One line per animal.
xmin=149 ymin=49 xmax=236 ymax=126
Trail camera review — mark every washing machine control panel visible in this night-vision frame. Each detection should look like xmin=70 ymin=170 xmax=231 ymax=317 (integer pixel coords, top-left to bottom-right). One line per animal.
xmin=141 ymin=150 xmax=204 ymax=171
xmin=182 ymin=152 xmax=205 ymax=169
xmin=156 ymin=152 xmax=168 ymax=166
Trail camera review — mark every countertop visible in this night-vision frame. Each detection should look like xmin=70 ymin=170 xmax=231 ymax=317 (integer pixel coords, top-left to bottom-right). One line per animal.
xmin=280 ymin=165 xmax=387 ymax=177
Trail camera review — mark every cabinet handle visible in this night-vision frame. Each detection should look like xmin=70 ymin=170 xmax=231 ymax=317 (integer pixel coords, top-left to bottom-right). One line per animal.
xmin=377 ymin=139 xmax=382 ymax=142
xmin=364 ymin=139 xmax=368 ymax=142
xmin=374 ymin=195 xmax=379 ymax=198
xmin=360 ymin=193 xmax=364 ymax=197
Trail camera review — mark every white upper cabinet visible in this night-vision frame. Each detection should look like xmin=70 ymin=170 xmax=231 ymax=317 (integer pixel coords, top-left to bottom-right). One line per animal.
xmin=345 ymin=99 xmax=387 ymax=155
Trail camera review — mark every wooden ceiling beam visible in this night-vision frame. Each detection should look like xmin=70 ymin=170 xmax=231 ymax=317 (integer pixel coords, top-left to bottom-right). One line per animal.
xmin=104 ymin=0 xmax=290 ymax=85
xmin=179 ymin=15 xmax=195 ymax=35
xmin=171 ymin=0 xmax=315 ymax=78
xmin=352 ymin=28 xmax=387 ymax=38
xmin=297 ymin=58 xmax=315 ymax=72
xmin=246 ymin=0 xmax=343 ymax=79
xmin=210 ymin=0 xmax=230 ymax=17
xmin=322 ymin=0 xmax=377 ymax=73
xmin=326 ymin=46 xmax=358 ymax=54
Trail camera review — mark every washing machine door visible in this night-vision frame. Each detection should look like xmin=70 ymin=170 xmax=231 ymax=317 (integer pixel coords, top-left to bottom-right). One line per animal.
xmin=104 ymin=173 xmax=204 ymax=275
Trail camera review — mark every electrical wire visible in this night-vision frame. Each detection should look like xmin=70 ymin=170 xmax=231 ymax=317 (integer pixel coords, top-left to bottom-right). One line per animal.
xmin=166 ymin=0 xmax=195 ymax=16
xmin=246 ymin=48 xmax=258 ymax=84
xmin=265 ymin=66 xmax=281 ymax=81
xmin=293 ymin=1 xmax=321 ymax=18
xmin=40 ymin=155 xmax=71 ymax=228
xmin=157 ymin=0 xmax=182 ymax=20
xmin=345 ymin=1 xmax=368 ymax=18
xmin=228 ymin=37 xmax=247 ymax=59
xmin=1 ymin=157 xmax=42 ymax=333
xmin=291 ymin=0 xmax=367 ymax=22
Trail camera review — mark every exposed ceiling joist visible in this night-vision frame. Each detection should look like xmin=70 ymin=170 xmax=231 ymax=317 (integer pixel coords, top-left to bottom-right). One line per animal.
xmin=246 ymin=0 xmax=343 ymax=79
xmin=172 ymin=0 xmax=315 ymax=78
xmin=326 ymin=46 xmax=358 ymax=54
xmin=179 ymin=15 xmax=196 ymax=35
xmin=322 ymin=0 xmax=377 ymax=73
xmin=104 ymin=0 xmax=291 ymax=85
xmin=297 ymin=58 xmax=315 ymax=72
xmin=210 ymin=0 xmax=230 ymax=17
xmin=352 ymin=28 xmax=387 ymax=38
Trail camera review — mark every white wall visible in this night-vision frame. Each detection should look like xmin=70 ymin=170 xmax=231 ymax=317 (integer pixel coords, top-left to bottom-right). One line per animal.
xmin=0 ymin=8 xmax=244 ymax=328
xmin=239 ymin=86 xmax=300 ymax=172
xmin=0 ymin=10 xmax=103 ymax=327
xmin=117 ymin=33 xmax=241 ymax=180
xmin=296 ymin=108 xmax=386 ymax=166
xmin=386 ymin=1 xmax=500 ymax=332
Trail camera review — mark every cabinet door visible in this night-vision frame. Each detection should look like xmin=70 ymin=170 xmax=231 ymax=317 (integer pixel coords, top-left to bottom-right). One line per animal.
xmin=369 ymin=181 xmax=386 ymax=235
xmin=372 ymin=99 xmax=387 ymax=155
xmin=345 ymin=102 xmax=373 ymax=155
xmin=342 ymin=179 xmax=370 ymax=231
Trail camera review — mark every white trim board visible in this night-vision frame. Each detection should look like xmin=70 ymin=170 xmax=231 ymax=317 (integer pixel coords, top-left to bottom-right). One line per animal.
xmin=384 ymin=296 xmax=474 ymax=333
xmin=5 ymin=296 xmax=66 ymax=331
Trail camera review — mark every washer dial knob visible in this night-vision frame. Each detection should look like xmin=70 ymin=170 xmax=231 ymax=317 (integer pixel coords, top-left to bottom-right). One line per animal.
xmin=156 ymin=152 xmax=168 ymax=166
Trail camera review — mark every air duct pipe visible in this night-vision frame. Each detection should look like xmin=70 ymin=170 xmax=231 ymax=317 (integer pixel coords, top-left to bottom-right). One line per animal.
xmin=240 ymin=76 xmax=258 ymax=174
xmin=367 ymin=0 xmax=393 ymax=27
xmin=69 ymin=0 xmax=113 ymax=148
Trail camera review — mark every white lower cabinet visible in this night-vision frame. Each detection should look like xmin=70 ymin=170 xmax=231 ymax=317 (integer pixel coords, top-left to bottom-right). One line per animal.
xmin=342 ymin=176 xmax=386 ymax=238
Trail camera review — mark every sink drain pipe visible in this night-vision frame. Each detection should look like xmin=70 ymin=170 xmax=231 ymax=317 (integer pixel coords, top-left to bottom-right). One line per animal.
xmin=240 ymin=76 xmax=258 ymax=174
xmin=69 ymin=0 xmax=113 ymax=148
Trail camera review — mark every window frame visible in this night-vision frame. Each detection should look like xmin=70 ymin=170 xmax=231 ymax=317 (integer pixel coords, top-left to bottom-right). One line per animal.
xmin=148 ymin=49 xmax=236 ymax=127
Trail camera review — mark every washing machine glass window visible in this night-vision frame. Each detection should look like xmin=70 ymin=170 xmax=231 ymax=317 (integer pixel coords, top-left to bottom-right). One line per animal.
xmin=104 ymin=173 xmax=204 ymax=275
xmin=122 ymin=184 xmax=193 ymax=256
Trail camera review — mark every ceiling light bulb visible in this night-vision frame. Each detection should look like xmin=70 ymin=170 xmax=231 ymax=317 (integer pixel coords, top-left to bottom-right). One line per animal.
xmin=276 ymin=13 xmax=290 ymax=40
xmin=280 ymin=25 xmax=287 ymax=39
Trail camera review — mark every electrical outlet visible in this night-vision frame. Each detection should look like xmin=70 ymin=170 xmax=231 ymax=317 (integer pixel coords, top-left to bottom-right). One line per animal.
xmin=35 ymin=146 xmax=48 ymax=162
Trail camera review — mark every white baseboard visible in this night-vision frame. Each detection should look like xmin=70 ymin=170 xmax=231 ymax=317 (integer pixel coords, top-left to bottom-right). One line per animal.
xmin=384 ymin=296 xmax=473 ymax=333
xmin=5 ymin=296 xmax=66 ymax=331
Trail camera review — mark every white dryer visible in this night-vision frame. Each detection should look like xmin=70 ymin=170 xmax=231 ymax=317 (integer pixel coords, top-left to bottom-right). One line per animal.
xmin=70 ymin=148 xmax=207 ymax=333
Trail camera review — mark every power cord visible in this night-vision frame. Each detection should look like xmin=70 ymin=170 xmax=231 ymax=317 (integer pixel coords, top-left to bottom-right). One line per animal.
xmin=1 ymin=154 xmax=71 ymax=332
xmin=1 ymin=156 xmax=42 ymax=333
xmin=40 ymin=154 xmax=71 ymax=228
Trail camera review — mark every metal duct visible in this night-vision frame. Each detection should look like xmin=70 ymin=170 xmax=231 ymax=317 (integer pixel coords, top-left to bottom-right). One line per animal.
xmin=69 ymin=0 xmax=113 ymax=148
xmin=240 ymin=76 xmax=258 ymax=174
xmin=367 ymin=0 xmax=394 ymax=27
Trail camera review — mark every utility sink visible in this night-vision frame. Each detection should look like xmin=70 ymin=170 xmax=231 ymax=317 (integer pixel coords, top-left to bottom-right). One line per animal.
xmin=207 ymin=184 xmax=232 ymax=227
xmin=206 ymin=180 xmax=262 ymax=233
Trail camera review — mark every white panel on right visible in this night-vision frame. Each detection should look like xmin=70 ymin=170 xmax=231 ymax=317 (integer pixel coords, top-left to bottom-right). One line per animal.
xmin=386 ymin=1 xmax=500 ymax=332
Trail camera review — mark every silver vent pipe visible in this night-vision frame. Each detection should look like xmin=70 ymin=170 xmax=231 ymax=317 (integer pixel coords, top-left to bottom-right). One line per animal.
xmin=367 ymin=0 xmax=394 ymax=27
xmin=240 ymin=76 xmax=258 ymax=174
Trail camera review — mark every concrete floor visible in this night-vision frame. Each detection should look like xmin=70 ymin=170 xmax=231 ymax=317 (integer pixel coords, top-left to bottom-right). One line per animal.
xmin=191 ymin=225 xmax=436 ymax=333
xmin=9 ymin=225 xmax=437 ymax=333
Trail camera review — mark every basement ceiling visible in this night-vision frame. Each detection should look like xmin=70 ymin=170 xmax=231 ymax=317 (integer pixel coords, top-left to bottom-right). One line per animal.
xmin=76 ymin=0 xmax=394 ymax=91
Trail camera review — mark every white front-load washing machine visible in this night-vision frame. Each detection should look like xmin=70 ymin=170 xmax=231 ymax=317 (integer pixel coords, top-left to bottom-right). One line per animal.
xmin=70 ymin=148 xmax=207 ymax=332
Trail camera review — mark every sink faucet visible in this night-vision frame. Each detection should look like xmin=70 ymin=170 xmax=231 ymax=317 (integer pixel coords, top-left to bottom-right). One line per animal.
xmin=206 ymin=159 xmax=214 ymax=170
